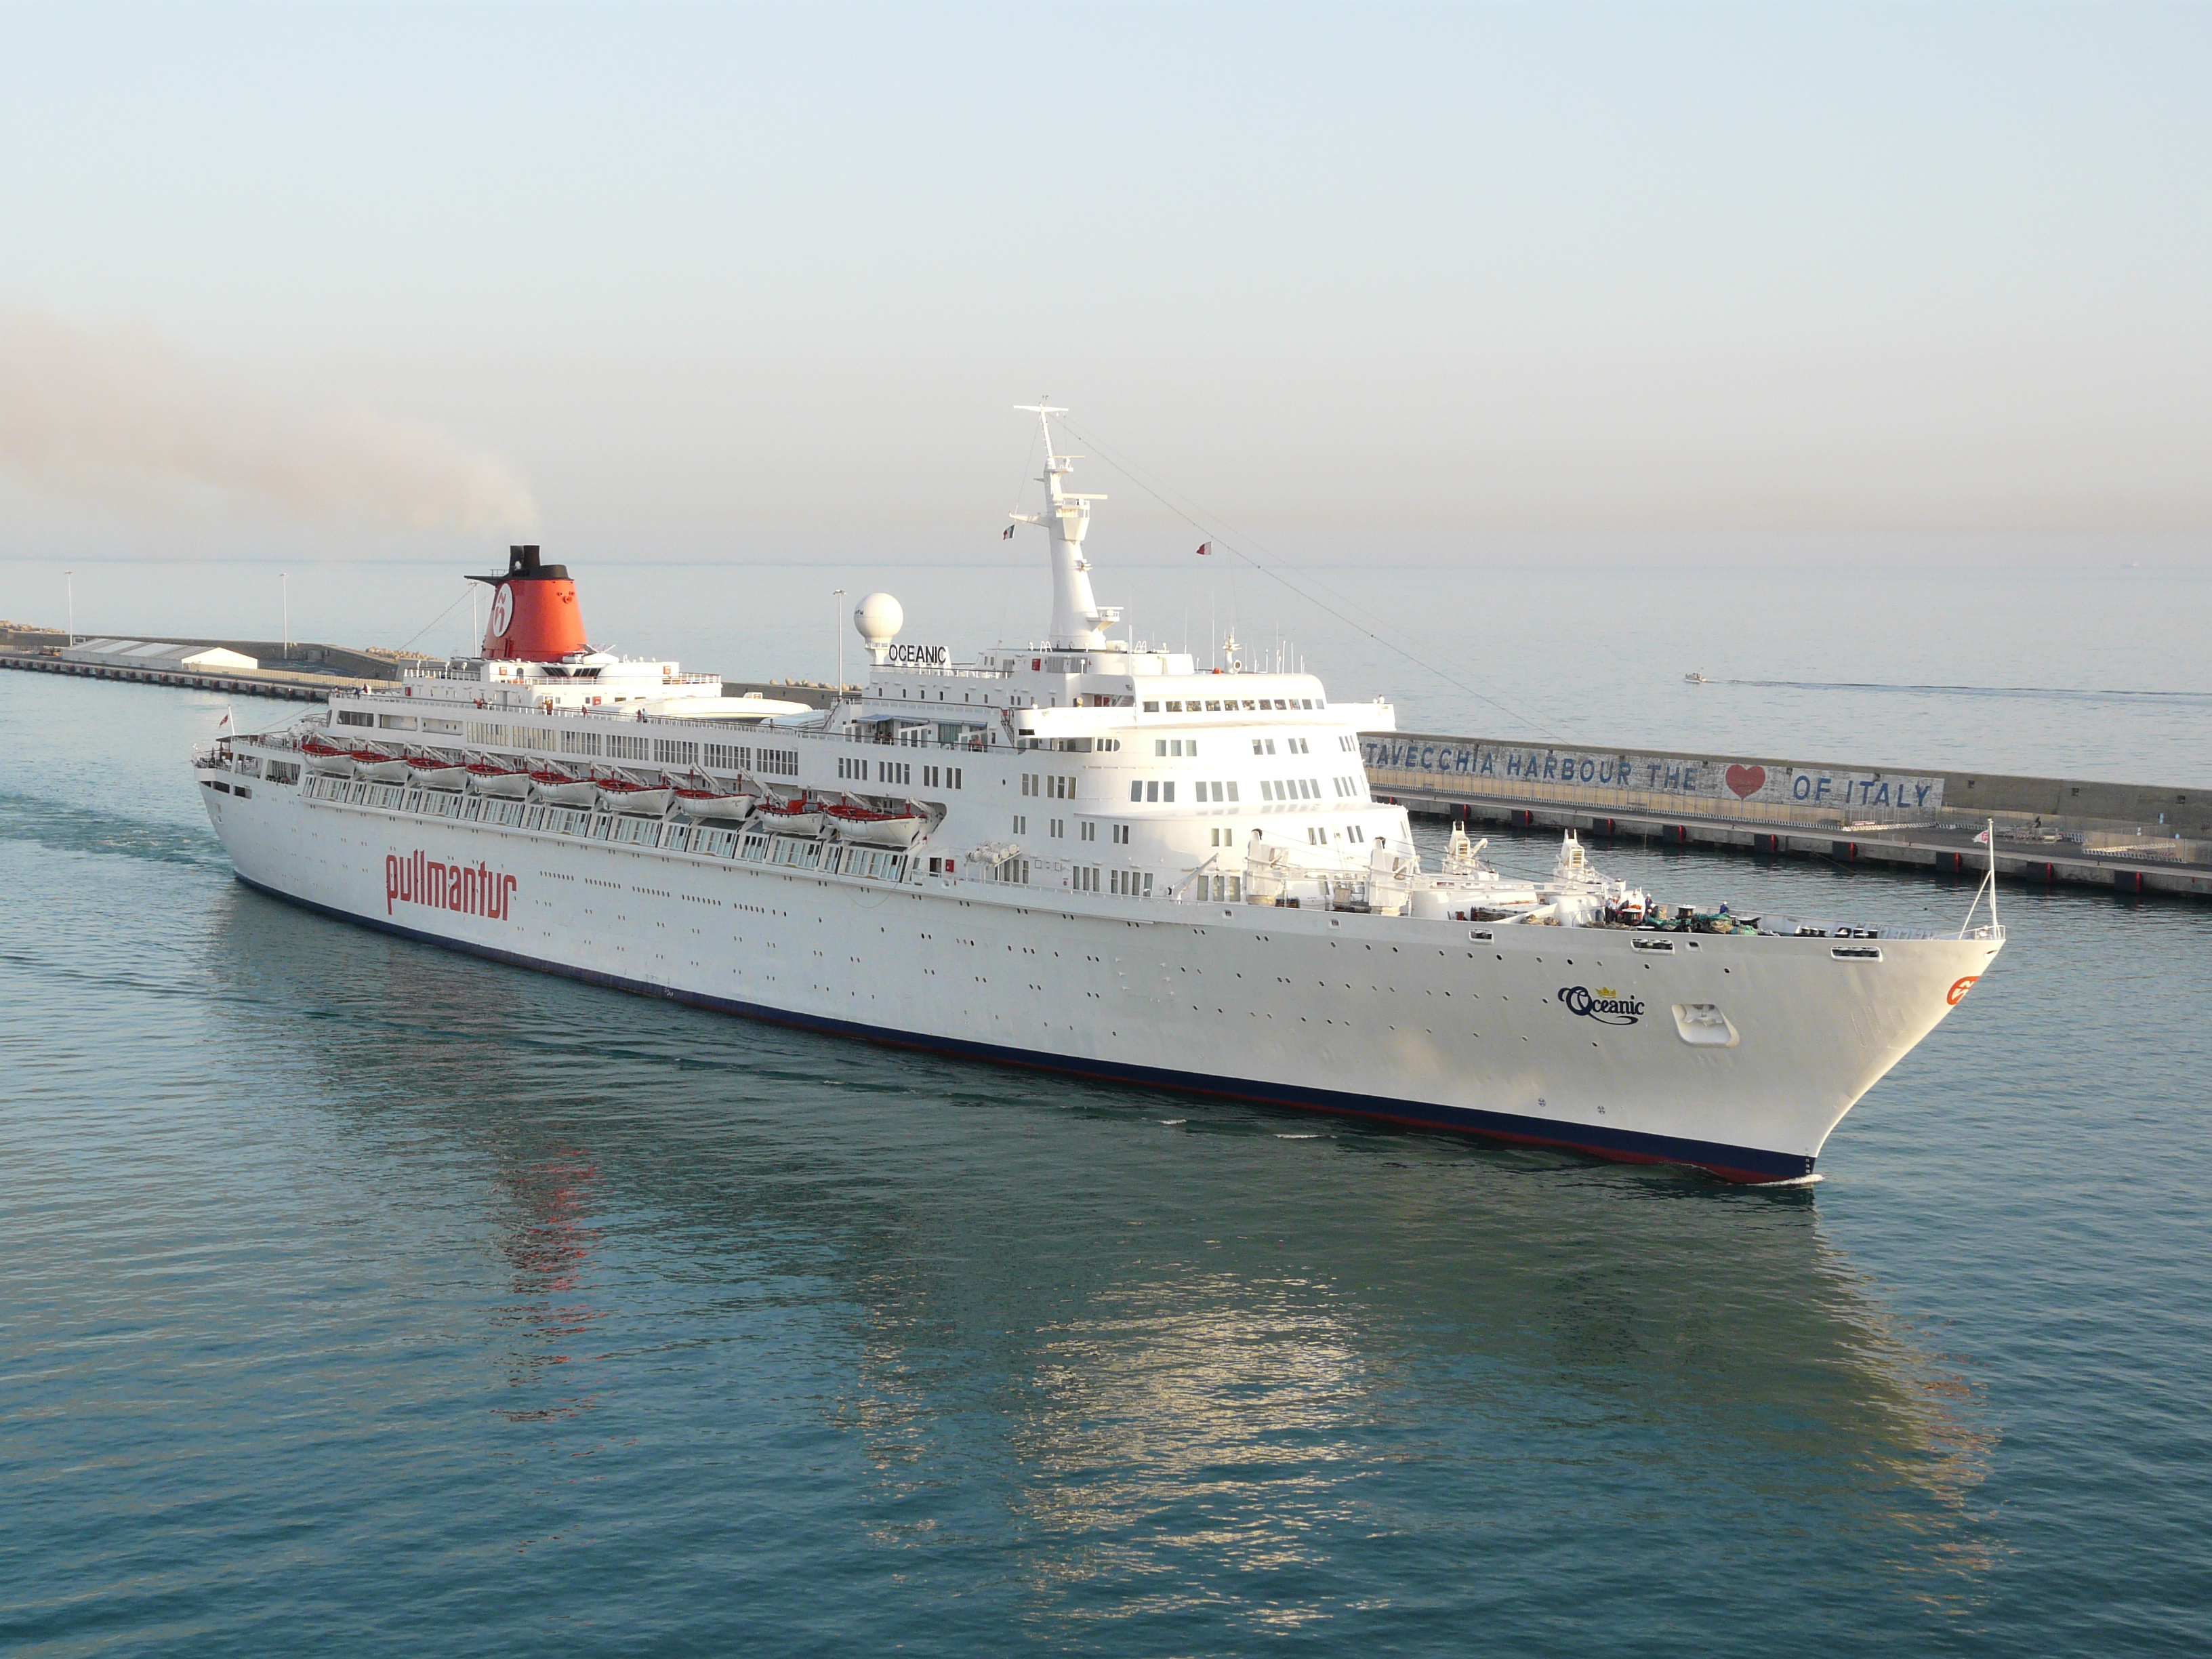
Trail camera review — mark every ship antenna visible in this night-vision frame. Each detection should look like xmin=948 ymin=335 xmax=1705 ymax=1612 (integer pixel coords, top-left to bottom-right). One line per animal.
xmin=1008 ymin=399 xmax=1118 ymax=650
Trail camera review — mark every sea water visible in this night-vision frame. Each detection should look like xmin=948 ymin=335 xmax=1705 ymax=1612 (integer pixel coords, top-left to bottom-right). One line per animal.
xmin=3 ymin=623 xmax=2209 ymax=1655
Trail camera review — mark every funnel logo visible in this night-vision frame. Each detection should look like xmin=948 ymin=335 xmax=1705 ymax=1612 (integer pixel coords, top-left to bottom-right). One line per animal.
xmin=487 ymin=584 xmax=514 ymax=638
xmin=1559 ymin=985 xmax=1644 ymax=1026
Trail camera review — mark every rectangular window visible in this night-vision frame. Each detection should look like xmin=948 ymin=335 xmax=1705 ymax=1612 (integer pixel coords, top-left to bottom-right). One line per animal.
xmin=1166 ymin=700 xmax=1183 ymax=712
xmin=1162 ymin=782 xmax=1174 ymax=802
xmin=653 ymin=739 xmax=697 ymax=766
xmin=1014 ymin=814 xmax=1027 ymax=834
xmin=336 ymin=710 xmax=372 ymax=726
xmin=1154 ymin=741 xmax=1167 ymax=757
xmin=1145 ymin=781 xmax=1159 ymax=802
xmin=1143 ymin=701 xmax=1159 ymax=712
xmin=758 ymin=748 xmax=800 ymax=777
xmin=1130 ymin=781 xmax=1144 ymax=802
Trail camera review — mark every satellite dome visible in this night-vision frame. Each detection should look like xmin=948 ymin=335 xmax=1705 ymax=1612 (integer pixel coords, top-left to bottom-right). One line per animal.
xmin=853 ymin=592 xmax=903 ymax=647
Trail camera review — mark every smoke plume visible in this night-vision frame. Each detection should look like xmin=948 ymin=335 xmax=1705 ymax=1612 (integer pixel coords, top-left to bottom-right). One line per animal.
xmin=0 ymin=301 xmax=537 ymax=533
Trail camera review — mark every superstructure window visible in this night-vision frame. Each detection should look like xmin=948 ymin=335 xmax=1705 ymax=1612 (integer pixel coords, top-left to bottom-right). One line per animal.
xmin=1013 ymin=814 xmax=1027 ymax=834
xmin=1112 ymin=823 xmax=1130 ymax=844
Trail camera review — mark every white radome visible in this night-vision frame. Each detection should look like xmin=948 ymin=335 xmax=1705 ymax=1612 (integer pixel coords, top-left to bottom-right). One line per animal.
xmin=854 ymin=593 xmax=903 ymax=647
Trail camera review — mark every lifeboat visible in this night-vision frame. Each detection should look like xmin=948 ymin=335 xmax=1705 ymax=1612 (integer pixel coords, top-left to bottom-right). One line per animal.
xmin=467 ymin=760 xmax=533 ymax=798
xmin=825 ymin=801 xmax=927 ymax=849
xmin=754 ymin=796 xmax=827 ymax=838
xmin=302 ymin=735 xmax=354 ymax=777
xmin=529 ymin=767 xmax=600 ymax=806
xmin=349 ymin=747 xmax=411 ymax=783
xmin=596 ymin=775 xmax=674 ymax=815
xmin=405 ymin=753 xmax=470 ymax=791
xmin=671 ymin=785 xmax=756 ymax=822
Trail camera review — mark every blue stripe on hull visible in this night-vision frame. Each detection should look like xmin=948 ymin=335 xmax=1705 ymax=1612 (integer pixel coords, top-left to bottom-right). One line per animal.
xmin=235 ymin=874 xmax=1816 ymax=1185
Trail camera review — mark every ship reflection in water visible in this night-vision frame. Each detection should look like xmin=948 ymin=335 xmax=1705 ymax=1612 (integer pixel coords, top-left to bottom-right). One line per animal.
xmin=216 ymin=880 xmax=1999 ymax=1641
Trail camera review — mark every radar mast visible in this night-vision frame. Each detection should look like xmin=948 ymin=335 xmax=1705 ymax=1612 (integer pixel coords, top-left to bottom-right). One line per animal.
xmin=1009 ymin=403 xmax=1123 ymax=651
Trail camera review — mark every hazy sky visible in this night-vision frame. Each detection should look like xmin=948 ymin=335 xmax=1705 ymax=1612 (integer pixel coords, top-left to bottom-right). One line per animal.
xmin=1 ymin=1 xmax=2207 ymax=567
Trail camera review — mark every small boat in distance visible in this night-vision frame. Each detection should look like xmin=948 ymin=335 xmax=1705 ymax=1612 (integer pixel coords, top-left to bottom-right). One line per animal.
xmin=1684 ymin=670 xmax=1708 ymax=684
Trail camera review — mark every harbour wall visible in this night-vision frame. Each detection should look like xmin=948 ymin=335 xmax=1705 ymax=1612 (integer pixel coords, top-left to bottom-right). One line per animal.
xmin=0 ymin=649 xmax=352 ymax=701
xmin=1359 ymin=730 xmax=2212 ymax=899
xmin=1361 ymin=731 xmax=2209 ymax=839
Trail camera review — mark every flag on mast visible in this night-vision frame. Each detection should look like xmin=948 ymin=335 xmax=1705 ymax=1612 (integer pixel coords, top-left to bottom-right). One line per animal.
xmin=1195 ymin=541 xmax=1210 ymax=556
xmin=1002 ymin=524 xmax=1016 ymax=540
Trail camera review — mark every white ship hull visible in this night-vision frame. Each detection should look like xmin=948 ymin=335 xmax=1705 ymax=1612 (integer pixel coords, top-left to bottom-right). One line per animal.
xmin=195 ymin=769 xmax=2001 ymax=1183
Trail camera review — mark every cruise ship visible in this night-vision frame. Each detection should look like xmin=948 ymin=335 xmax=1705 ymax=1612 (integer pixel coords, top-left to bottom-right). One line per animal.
xmin=193 ymin=407 xmax=2005 ymax=1183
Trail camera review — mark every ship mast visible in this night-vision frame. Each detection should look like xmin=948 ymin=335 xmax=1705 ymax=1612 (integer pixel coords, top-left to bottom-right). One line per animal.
xmin=1010 ymin=403 xmax=1122 ymax=650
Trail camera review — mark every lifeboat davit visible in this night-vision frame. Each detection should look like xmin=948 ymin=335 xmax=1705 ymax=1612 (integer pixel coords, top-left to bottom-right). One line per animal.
xmin=825 ymin=801 xmax=927 ymax=849
xmin=467 ymin=760 xmax=533 ymax=798
xmin=405 ymin=754 xmax=470 ymax=791
xmin=302 ymin=735 xmax=354 ymax=776
xmin=671 ymin=785 xmax=756 ymax=822
xmin=529 ymin=767 xmax=599 ymax=806
xmin=350 ymin=747 xmax=411 ymax=783
xmin=755 ymin=796 xmax=827 ymax=838
xmin=596 ymin=776 xmax=674 ymax=815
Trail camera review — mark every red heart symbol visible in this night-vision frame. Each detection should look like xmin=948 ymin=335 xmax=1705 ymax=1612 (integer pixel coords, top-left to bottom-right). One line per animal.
xmin=1725 ymin=764 xmax=1766 ymax=798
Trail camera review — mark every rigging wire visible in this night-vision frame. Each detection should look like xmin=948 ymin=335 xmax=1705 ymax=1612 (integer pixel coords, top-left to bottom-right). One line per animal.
xmin=395 ymin=581 xmax=476 ymax=656
xmin=1054 ymin=414 xmax=1579 ymax=745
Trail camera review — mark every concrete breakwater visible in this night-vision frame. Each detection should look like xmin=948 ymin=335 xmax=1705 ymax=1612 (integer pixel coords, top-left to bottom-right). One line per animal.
xmin=1 ymin=648 xmax=356 ymax=701
xmin=1361 ymin=730 xmax=2211 ymax=899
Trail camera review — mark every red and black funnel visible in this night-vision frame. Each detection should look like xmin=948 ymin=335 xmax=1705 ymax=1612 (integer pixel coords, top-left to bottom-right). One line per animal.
xmin=470 ymin=545 xmax=590 ymax=661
